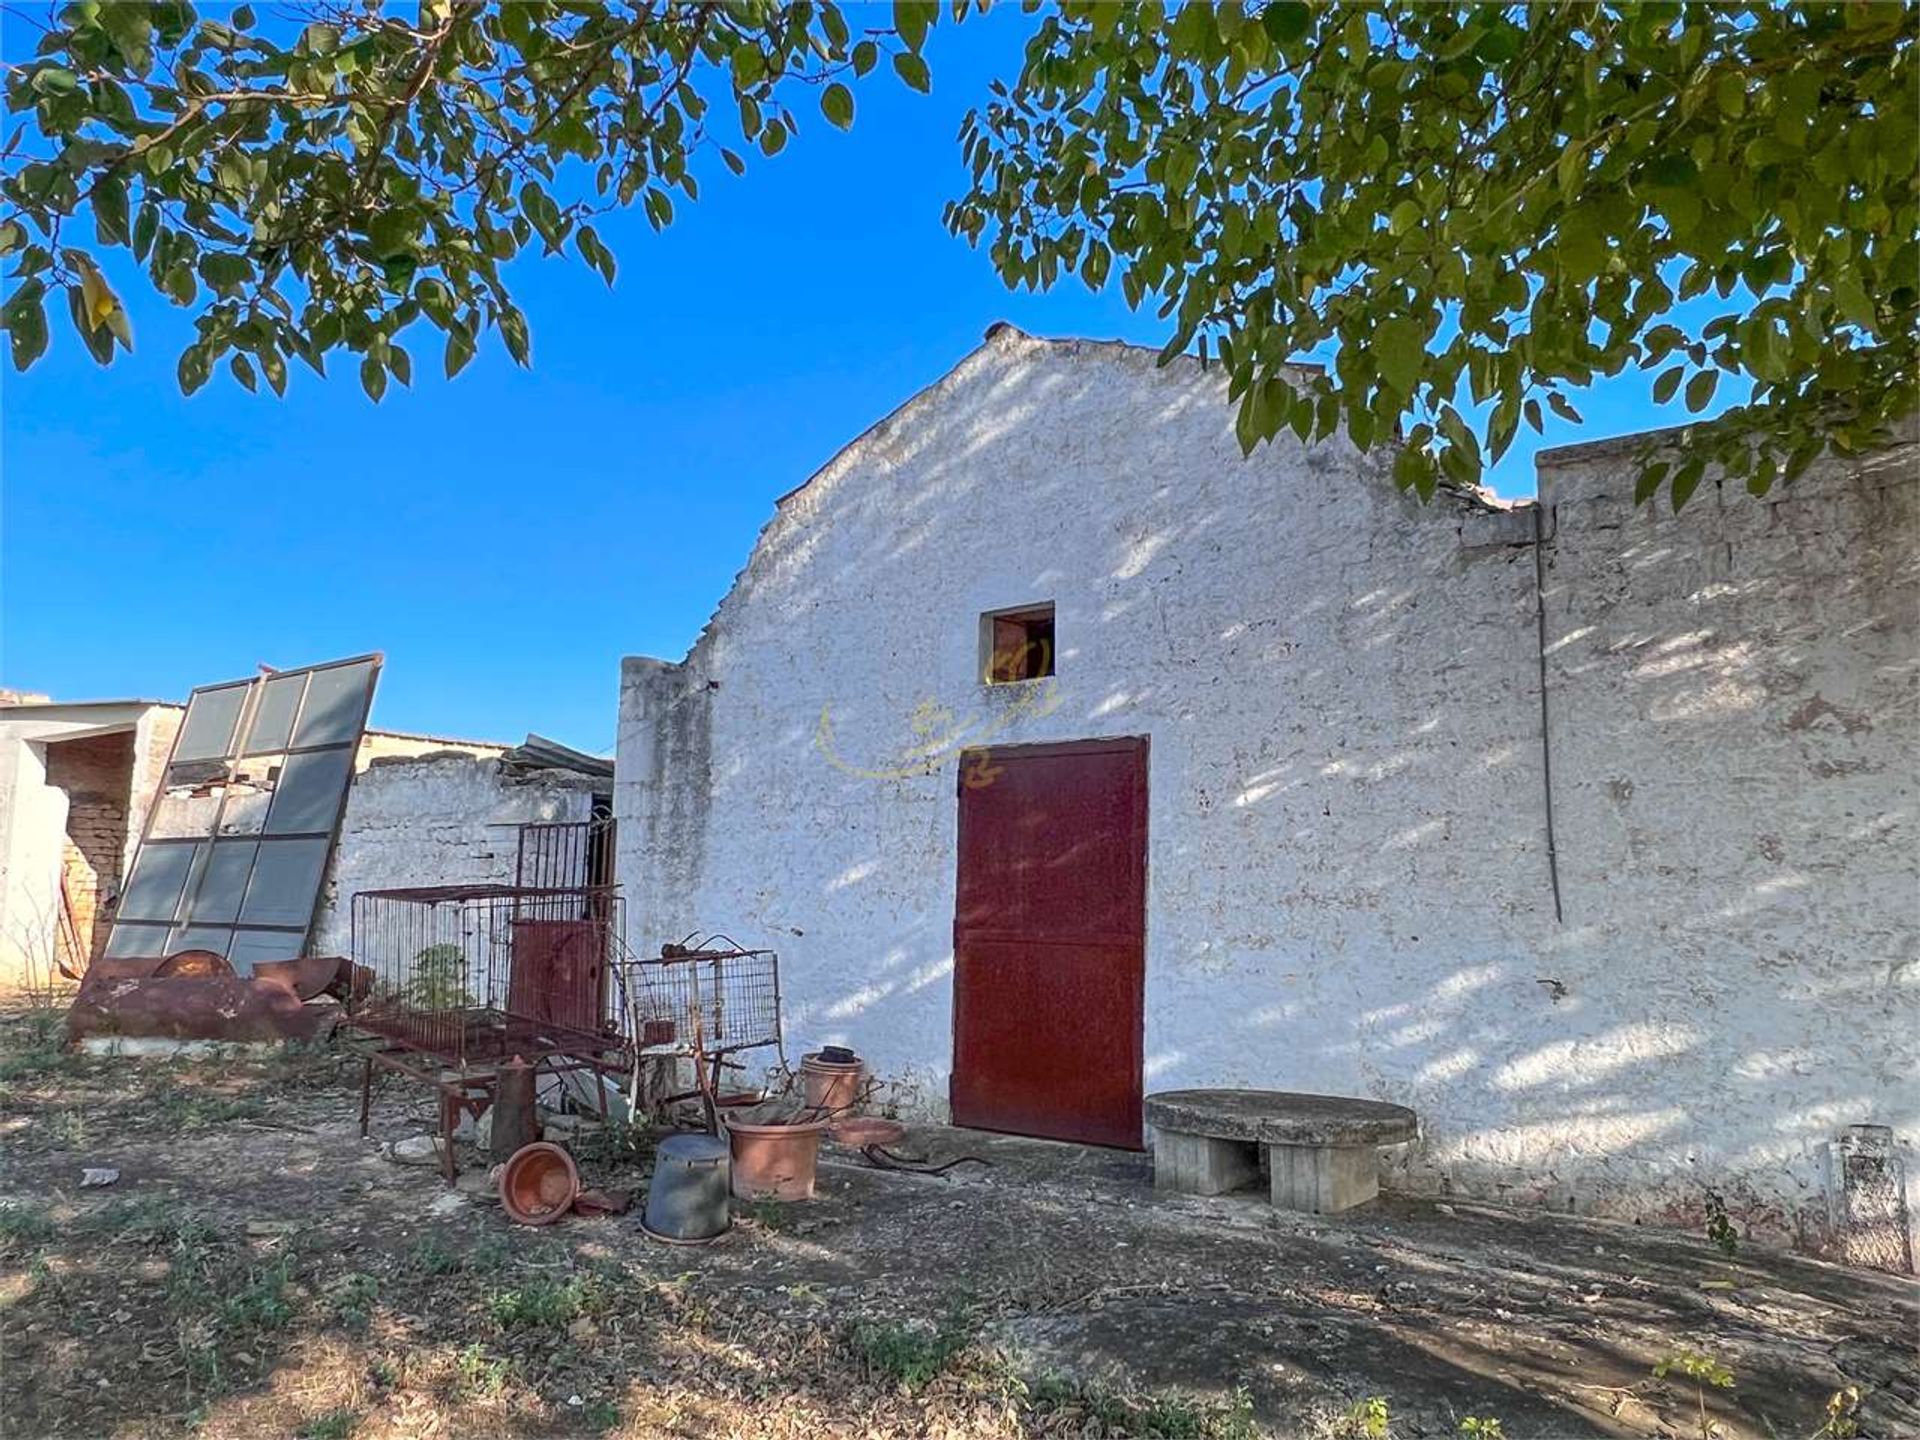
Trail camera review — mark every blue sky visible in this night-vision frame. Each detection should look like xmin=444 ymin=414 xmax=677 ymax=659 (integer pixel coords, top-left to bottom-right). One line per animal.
xmin=3 ymin=9 xmax=1716 ymax=752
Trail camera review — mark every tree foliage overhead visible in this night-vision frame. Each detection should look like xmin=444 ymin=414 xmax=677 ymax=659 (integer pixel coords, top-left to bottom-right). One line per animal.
xmin=948 ymin=1 xmax=1918 ymax=507
xmin=4 ymin=2 xmax=1914 ymax=511
xmin=1 ymin=0 xmax=942 ymax=397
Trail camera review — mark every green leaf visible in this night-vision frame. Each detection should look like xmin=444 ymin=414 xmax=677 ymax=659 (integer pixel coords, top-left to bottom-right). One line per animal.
xmin=1374 ymin=318 xmax=1424 ymax=397
xmin=1652 ymin=366 xmax=1685 ymax=404
xmin=1388 ymin=199 xmax=1422 ymax=236
xmin=1685 ymin=370 xmax=1718 ymax=413
xmin=893 ymin=0 xmax=934 ymax=54
xmin=893 ymin=52 xmax=931 ymax=94
xmin=822 ymin=83 xmax=854 ymax=130
xmin=1263 ymin=1 xmax=1310 ymax=44
xmin=230 ymin=353 xmax=257 ymax=392
xmin=360 ymin=353 xmax=387 ymax=402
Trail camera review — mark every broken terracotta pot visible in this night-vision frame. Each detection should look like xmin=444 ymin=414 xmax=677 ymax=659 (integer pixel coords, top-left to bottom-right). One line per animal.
xmin=828 ymin=1115 xmax=905 ymax=1149
xmin=498 ymin=1141 xmax=580 ymax=1225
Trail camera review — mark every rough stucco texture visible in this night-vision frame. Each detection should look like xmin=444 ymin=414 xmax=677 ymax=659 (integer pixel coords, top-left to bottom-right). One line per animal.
xmin=615 ymin=329 xmax=1918 ymax=1260
xmin=312 ymin=757 xmax=597 ymax=956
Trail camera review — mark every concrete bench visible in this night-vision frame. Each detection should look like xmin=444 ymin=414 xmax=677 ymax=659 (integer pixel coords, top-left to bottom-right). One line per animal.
xmin=1144 ymin=1089 xmax=1418 ymax=1213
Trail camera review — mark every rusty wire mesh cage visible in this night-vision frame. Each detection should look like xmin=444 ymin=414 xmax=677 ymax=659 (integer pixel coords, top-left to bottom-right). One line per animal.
xmin=612 ymin=934 xmax=784 ymax=1075
xmin=347 ymin=885 xmax=625 ymax=1068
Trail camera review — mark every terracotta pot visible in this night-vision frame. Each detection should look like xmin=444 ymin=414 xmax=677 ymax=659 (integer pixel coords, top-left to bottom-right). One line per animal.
xmin=726 ymin=1117 xmax=828 ymax=1201
xmin=800 ymin=1052 xmax=865 ymax=1114
xmin=498 ymin=1141 xmax=579 ymax=1225
xmin=828 ymin=1115 xmax=905 ymax=1149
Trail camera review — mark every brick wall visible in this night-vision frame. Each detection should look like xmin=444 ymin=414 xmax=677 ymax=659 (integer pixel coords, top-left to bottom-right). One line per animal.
xmin=43 ymin=731 xmax=134 ymax=964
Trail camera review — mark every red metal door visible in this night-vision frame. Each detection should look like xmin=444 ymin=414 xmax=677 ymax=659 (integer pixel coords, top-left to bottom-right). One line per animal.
xmin=951 ymin=737 xmax=1147 ymax=1149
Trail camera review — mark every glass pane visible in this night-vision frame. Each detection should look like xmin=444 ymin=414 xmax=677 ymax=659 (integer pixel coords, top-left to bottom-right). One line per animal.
xmin=292 ymin=661 xmax=374 ymax=747
xmin=119 ymin=842 xmax=199 ymax=922
xmin=166 ymin=925 xmax=234 ymax=957
xmin=104 ymin=922 xmax=169 ymax=959
xmin=239 ymin=838 xmax=329 ymax=927
xmin=264 ymin=749 xmax=352 ymax=834
xmin=227 ymin=930 xmax=303 ymax=975
xmin=243 ymin=674 xmax=307 ymax=754
xmin=174 ymin=684 xmax=249 ymax=761
xmin=181 ymin=841 xmax=257 ymax=924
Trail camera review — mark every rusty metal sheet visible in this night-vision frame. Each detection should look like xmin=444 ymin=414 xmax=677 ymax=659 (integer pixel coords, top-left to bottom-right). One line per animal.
xmin=66 ymin=953 xmax=358 ymax=1044
xmin=951 ymin=737 xmax=1148 ymax=1150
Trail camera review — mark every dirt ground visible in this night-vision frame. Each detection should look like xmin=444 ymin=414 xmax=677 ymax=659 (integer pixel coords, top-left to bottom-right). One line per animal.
xmin=2 ymin=1003 xmax=1914 ymax=1440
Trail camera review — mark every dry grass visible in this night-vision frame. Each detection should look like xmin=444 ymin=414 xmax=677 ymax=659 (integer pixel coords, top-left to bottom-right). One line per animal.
xmin=0 ymin=1005 xmax=1265 ymax=1439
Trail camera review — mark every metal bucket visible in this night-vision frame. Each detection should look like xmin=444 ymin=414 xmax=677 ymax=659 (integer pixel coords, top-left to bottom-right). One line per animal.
xmin=641 ymin=1133 xmax=731 ymax=1244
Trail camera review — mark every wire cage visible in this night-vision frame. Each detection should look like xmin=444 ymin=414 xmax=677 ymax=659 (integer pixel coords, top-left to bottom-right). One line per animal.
xmin=613 ymin=933 xmax=785 ymax=1098
xmin=348 ymin=884 xmax=625 ymax=1069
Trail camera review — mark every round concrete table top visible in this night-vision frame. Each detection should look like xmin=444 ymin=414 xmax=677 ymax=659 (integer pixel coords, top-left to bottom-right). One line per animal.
xmin=1144 ymin=1089 xmax=1418 ymax=1147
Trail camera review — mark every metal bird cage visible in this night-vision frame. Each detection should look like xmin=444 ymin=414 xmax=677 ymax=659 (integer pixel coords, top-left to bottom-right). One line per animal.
xmin=613 ymin=933 xmax=785 ymax=1102
xmin=348 ymin=884 xmax=625 ymax=1069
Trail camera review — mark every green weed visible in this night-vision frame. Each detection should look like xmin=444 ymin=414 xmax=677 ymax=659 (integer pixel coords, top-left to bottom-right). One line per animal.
xmin=455 ymin=1343 xmax=510 ymax=1398
xmin=850 ymin=1314 xmax=973 ymax=1390
xmin=298 ymin=1411 xmax=359 ymax=1440
xmin=0 ymin=1202 xmax=55 ymax=1253
xmin=1340 ymin=1395 xmax=1392 ymax=1439
xmin=486 ymin=1274 xmax=597 ymax=1330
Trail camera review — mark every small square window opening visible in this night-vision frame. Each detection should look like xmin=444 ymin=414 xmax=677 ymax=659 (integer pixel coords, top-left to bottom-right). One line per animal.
xmin=983 ymin=604 xmax=1055 ymax=683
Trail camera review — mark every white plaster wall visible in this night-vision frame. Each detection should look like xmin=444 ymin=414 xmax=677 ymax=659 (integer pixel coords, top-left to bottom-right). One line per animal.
xmin=0 ymin=706 xmax=149 ymax=985
xmin=614 ymin=327 xmax=1918 ymax=1260
xmin=312 ymin=757 xmax=599 ymax=957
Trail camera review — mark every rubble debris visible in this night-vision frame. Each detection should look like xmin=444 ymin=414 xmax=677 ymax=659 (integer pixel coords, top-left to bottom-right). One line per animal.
xmin=79 ymin=1168 xmax=119 ymax=1188
xmin=387 ymin=1135 xmax=444 ymax=1167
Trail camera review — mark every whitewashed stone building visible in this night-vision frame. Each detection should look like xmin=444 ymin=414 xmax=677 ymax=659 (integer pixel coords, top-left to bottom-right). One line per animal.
xmin=616 ymin=324 xmax=1917 ymax=1266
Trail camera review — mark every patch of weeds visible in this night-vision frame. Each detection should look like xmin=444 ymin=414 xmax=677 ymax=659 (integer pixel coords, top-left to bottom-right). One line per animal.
xmin=456 ymin=1343 xmax=510 ymax=1399
xmin=164 ymin=1089 xmax=268 ymax=1130
xmin=1703 ymin=1190 xmax=1739 ymax=1257
xmin=741 ymin=1199 xmax=800 ymax=1233
xmin=1814 ymin=1387 xmax=1861 ymax=1439
xmin=1025 ymin=1377 xmax=1258 ymax=1440
xmin=1122 ymin=1386 xmax=1259 ymax=1439
xmin=1461 ymin=1418 xmax=1506 ymax=1438
xmin=0 ymin=1035 xmax=88 ymax=1084
xmin=851 ymin=1313 xmax=974 ymax=1391
xmin=464 ymin=1233 xmax=512 ymax=1273
xmin=326 ymin=1271 xmax=380 ymax=1332
xmin=218 ymin=1255 xmax=294 ymax=1331
xmin=1653 ymin=1349 xmax=1735 ymax=1440
xmin=181 ymin=1334 xmax=224 ymax=1399
xmin=0 ymin=1201 xmax=55 ymax=1254
xmin=93 ymin=1195 xmax=217 ymax=1248
xmin=298 ymin=1411 xmax=359 ymax=1440
xmin=583 ymin=1399 xmax=621 ymax=1433
xmin=1339 ymin=1395 xmax=1392 ymax=1439
xmin=407 ymin=1235 xmax=460 ymax=1276
xmin=487 ymin=1274 xmax=598 ymax=1330
xmin=567 ymin=1119 xmax=658 ymax=1167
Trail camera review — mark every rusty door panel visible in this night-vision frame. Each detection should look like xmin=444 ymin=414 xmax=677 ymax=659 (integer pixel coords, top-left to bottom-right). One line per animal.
xmin=508 ymin=919 xmax=605 ymax=1035
xmin=951 ymin=737 xmax=1147 ymax=1150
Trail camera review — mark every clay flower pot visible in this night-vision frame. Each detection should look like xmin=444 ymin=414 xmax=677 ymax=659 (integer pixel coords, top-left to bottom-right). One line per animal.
xmin=828 ymin=1115 xmax=905 ymax=1149
xmin=725 ymin=1117 xmax=828 ymax=1202
xmin=498 ymin=1141 xmax=579 ymax=1225
xmin=799 ymin=1051 xmax=865 ymax=1114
